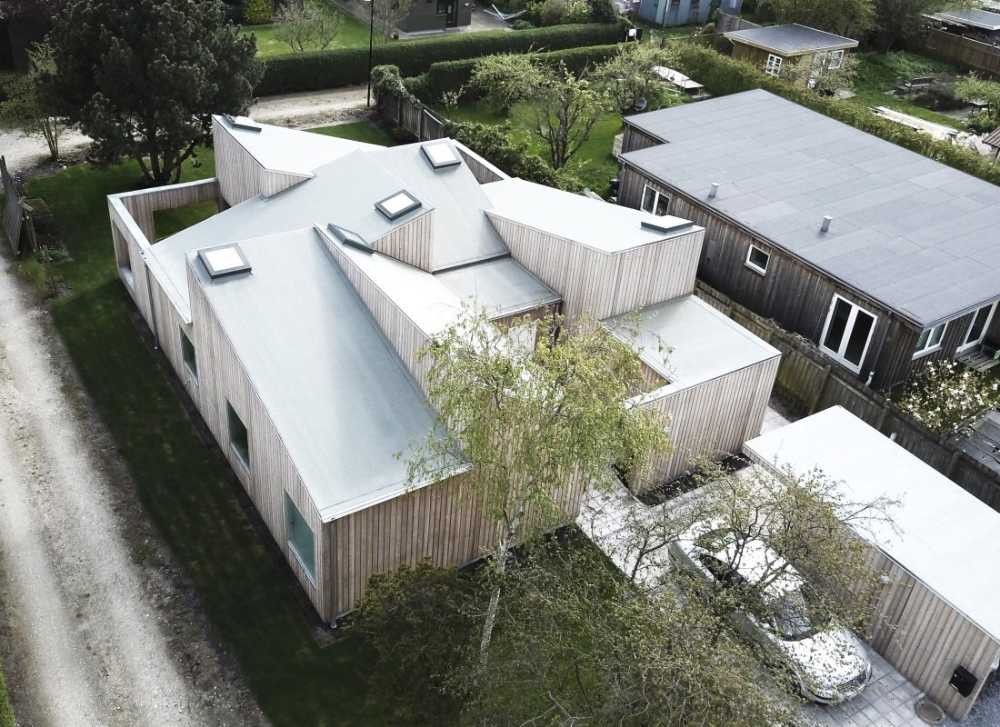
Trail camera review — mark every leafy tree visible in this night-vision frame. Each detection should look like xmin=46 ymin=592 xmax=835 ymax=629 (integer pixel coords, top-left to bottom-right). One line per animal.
xmin=244 ymin=0 xmax=273 ymax=24
xmin=762 ymin=0 xmax=874 ymax=38
xmin=470 ymin=53 xmax=548 ymax=111
xmin=274 ymin=0 xmax=343 ymax=53
xmin=893 ymin=358 xmax=1000 ymax=434
xmin=372 ymin=0 xmax=414 ymax=39
xmin=872 ymin=0 xmax=965 ymax=51
xmin=956 ymin=74 xmax=1000 ymax=132
xmin=590 ymin=42 xmax=681 ymax=114
xmin=407 ymin=309 xmax=669 ymax=666
xmin=42 ymin=0 xmax=261 ymax=185
xmin=530 ymin=64 xmax=610 ymax=169
xmin=781 ymin=50 xmax=860 ymax=94
xmin=0 ymin=42 xmax=65 ymax=160
xmin=587 ymin=0 xmax=618 ymax=23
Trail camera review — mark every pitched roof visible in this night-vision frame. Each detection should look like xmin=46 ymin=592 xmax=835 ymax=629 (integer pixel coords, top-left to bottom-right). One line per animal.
xmin=724 ymin=23 xmax=858 ymax=56
xmin=622 ymin=90 xmax=1000 ymax=327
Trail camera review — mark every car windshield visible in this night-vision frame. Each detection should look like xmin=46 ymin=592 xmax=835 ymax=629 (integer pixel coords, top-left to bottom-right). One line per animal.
xmin=767 ymin=590 xmax=818 ymax=641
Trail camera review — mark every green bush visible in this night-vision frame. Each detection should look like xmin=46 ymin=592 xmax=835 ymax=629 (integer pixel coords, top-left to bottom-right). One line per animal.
xmin=0 ymin=664 xmax=12 ymax=727
xmin=256 ymin=21 xmax=625 ymax=95
xmin=672 ymin=44 xmax=1000 ymax=188
xmin=423 ymin=43 xmax=621 ymax=100
xmin=244 ymin=0 xmax=273 ymax=24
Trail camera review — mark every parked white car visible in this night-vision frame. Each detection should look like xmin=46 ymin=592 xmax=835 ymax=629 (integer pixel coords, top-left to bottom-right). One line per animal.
xmin=668 ymin=523 xmax=872 ymax=704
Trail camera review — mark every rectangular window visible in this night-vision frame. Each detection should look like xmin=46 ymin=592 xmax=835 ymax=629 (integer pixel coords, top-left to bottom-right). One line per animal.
xmin=745 ymin=244 xmax=770 ymax=275
xmin=765 ymin=54 xmax=784 ymax=77
xmin=913 ymin=322 xmax=947 ymax=359
xmin=959 ymin=302 xmax=997 ymax=352
xmin=828 ymin=49 xmax=845 ymax=70
xmin=227 ymin=402 xmax=249 ymax=468
xmin=820 ymin=295 xmax=877 ymax=374
xmin=641 ymin=184 xmax=670 ymax=216
xmin=285 ymin=493 xmax=316 ymax=582
xmin=181 ymin=328 xmax=197 ymax=377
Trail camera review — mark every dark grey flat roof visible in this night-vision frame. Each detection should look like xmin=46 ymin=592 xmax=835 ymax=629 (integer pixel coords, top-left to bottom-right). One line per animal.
xmin=724 ymin=23 xmax=858 ymax=55
xmin=192 ymin=227 xmax=460 ymax=521
xmin=931 ymin=9 xmax=1000 ymax=31
xmin=622 ymin=90 xmax=1000 ymax=327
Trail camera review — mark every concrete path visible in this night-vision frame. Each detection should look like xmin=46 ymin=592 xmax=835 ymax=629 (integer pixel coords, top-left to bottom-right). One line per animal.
xmin=0 ymin=253 xmax=266 ymax=726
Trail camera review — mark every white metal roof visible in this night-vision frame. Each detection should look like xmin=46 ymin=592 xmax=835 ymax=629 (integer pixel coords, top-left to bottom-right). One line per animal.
xmin=745 ymin=406 xmax=1000 ymax=644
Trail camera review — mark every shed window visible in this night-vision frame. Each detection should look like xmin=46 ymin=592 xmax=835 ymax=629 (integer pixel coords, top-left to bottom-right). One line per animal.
xmin=641 ymin=184 xmax=670 ymax=216
xmin=181 ymin=328 xmax=197 ymax=377
xmin=285 ymin=494 xmax=316 ymax=582
xmin=913 ymin=322 xmax=947 ymax=358
xmin=745 ymin=244 xmax=770 ymax=275
xmin=828 ymin=49 xmax=844 ymax=70
xmin=959 ymin=302 xmax=997 ymax=352
xmin=820 ymin=295 xmax=877 ymax=374
xmin=765 ymin=54 xmax=784 ymax=77
xmin=227 ymin=402 xmax=249 ymax=468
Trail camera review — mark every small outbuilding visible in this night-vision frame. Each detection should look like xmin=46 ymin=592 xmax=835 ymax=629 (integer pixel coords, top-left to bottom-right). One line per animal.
xmin=745 ymin=406 xmax=1000 ymax=721
xmin=724 ymin=23 xmax=858 ymax=85
xmin=928 ymin=9 xmax=1000 ymax=43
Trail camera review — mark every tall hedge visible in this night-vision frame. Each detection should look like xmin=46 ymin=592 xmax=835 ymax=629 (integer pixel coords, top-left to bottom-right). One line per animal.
xmin=672 ymin=43 xmax=1000 ymax=187
xmin=256 ymin=21 xmax=626 ymax=95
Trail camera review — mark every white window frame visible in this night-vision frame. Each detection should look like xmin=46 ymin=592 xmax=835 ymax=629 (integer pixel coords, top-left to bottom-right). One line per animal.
xmin=744 ymin=244 xmax=770 ymax=275
xmin=640 ymin=183 xmax=670 ymax=216
xmin=764 ymin=53 xmax=784 ymax=77
xmin=828 ymin=49 xmax=845 ymax=70
xmin=819 ymin=294 xmax=878 ymax=374
xmin=912 ymin=321 xmax=948 ymax=359
xmin=957 ymin=301 xmax=998 ymax=353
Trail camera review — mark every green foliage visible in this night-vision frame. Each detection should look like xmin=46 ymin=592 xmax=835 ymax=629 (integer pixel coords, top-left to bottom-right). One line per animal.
xmin=873 ymin=0 xmax=959 ymax=51
xmin=956 ymin=74 xmax=1000 ymax=131
xmin=372 ymin=0 xmax=414 ymax=38
xmin=0 ymin=43 xmax=63 ymax=160
xmin=471 ymin=53 xmax=549 ymax=110
xmin=43 ymin=0 xmax=261 ymax=184
xmin=533 ymin=0 xmax=591 ymax=26
xmin=589 ymin=42 xmax=681 ymax=113
xmin=244 ymin=0 xmax=273 ymax=24
xmin=0 ymin=661 xmax=12 ymax=727
xmin=761 ymin=0 xmax=874 ymax=37
xmin=588 ymin=0 xmax=618 ymax=24
xmin=528 ymin=64 xmax=610 ymax=168
xmin=255 ymin=21 xmax=626 ymax=95
xmin=510 ymin=18 xmax=535 ymax=29
xmin=273 ymin=0 xmax=343 ymax=53
xmin=672 ymin=43 xmax=1000 ymax=188
xmin=894 ymin=360 xmax=1000 ymax=434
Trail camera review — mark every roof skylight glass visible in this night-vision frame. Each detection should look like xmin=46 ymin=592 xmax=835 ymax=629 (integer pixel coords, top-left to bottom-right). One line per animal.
xmin=199 ymin=244 xmax=252 ymax=279
xmin=421 ymin=141 xmax=461 ymax=169
xmin=375 ymin=190 xmax=422 ymax=221
xmin=327 ymin=223 xmax=372 ymax=253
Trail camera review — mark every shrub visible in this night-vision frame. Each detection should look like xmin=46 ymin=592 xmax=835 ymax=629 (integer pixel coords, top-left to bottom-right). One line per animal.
xmin=244 ymin=0 xmax=273 ymax=24
xmin=894 ymin=360 xmax=1000 ymax=435
xmin=256 ymin=21 xmax=625 ymax=95
xmin=588 ymin=0 xmax=618 ymax=23
xmin=510 ymin=19 xmax=535 ymax=29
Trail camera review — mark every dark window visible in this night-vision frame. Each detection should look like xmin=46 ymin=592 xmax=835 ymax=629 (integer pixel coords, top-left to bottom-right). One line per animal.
xmin=963 ymin=303 xmax=996 ymax=348
xmin=285 ymin=494 xmax=316 ymax=581
xmin=641 ymin=184 xmax=670 ymax=216
xmin=227 ymin=402 xmax=249 ymax=468
xmin=844 ymin=310 xmax=875 ymax=366
xmin=181 ymin=329 xmax=197 ymax=377
xmin=822 ymin=298 xmax=852 ymax=353
xmin=746 ymin=245 xmax=769 ymax=274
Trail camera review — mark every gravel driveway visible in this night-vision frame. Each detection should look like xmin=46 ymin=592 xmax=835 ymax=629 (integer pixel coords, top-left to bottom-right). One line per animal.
xmin=0 ymin=253 xmax=267 ymax=727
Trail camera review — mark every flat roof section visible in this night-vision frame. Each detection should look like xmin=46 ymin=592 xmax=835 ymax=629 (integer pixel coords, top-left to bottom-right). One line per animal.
xmin=622 ymin=90 xmax=1000 ymax=327
xmin=436 ymin=256 xmax=560 ymax=320
xmin=745 ymin=405 xmax=1000 ymax=644
xmin=724 ymin=23 xmax=859 ymax=55
xmin=603 ymin=294 xmax=780 ymax=390
xmin=191 ymin=227 xmax=459 ymax=521
xmin=483 ymin=178 xmax=699 ymax=254
xmin=931 ymin=9 xmax=1000 ymax=31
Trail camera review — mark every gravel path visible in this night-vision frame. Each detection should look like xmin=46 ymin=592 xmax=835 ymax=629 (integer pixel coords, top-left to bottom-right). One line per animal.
xmin=0 ymin=253 xmax=267 ymax=727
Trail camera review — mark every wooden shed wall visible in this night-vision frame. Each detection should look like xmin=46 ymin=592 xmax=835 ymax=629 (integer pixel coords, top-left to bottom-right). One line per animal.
xmin=621 ymin=124 xmax=663 ymax=155
xmin=212 ymin=119 xmax=309 ymax=207
xmin=865 ymin=549 xmax=1000 ymax=720
xmin=618 ymin=163 xmax=933 ymax=391
xmin=635 ymin=355 xmax=780 ymax=489
xmin=487 ymin=212 xmax=704 ymax=320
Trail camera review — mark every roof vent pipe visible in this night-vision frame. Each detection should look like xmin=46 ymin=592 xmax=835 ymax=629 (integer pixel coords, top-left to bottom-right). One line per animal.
xmin=708 ymin=182 xmax=719 ymax=199
xmin=821 ymin=215 xmax=833 ymax=233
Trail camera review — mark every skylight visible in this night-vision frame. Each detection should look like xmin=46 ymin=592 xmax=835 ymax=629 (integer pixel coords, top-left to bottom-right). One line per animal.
xmin=198 ymin=244 xmax=252 ymax=279
xmin=641 ymin=219 xmax=693 ymax=235
xmin=223 ymin=114 xmax=262 ymax=133
xmin=327 ymin=223 xmax=372 ymax=253
xmin=421 ymin=141 xmax=461 ymax=169
xmin=375 ymin=190 xmax=422 ymax=221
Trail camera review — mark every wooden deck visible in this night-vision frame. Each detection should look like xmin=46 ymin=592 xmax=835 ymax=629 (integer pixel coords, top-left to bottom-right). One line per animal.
xmin=958 ymin=345 xmax=1000 ymax=373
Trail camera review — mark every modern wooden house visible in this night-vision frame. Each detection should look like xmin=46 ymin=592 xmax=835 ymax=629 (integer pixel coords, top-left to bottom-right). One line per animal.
xmin=618 ymin=90 xmax=1000 ymax=392
xmin=746 ymin=406 xmax=1000 ymax=721
xmin=108 ymin=115 xmax=778 ymax=621
xmin=724 ymin=24 xmax=858 ymax=86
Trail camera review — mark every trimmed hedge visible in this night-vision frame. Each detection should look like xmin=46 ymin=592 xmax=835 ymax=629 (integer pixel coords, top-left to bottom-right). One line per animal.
xmin=0 ymin=664 xmax=12 ymax=727
xmin=672 ymin=43 xmax=1000 ymax=187
xmin=257 ymin=21 xmax=626 ymax=95
xmin=421 ymin=43 xmax=622 ymax=100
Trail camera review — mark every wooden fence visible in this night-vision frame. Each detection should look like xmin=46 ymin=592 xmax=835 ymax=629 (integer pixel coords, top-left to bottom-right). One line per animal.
xmin=1 ymin=155 xmax=34 ymax=255
xmin=695 ymin=281 xmax=1000 ymax=512
xmin=922 ymin=28 xmax=1000 ymax=77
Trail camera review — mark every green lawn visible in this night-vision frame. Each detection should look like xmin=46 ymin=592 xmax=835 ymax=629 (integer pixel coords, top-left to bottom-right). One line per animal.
xmin=242 ymin=18 xmax=373 ymax=58
xmin=19 ymin=122 xmax=407 ymax=726
xmin=0 ymin=657 xmax=13 ymax=727
xmin=439 ymin=101 xmax=622 ymax=194
xmin=311 ymin=119 xmax=396 ymax=145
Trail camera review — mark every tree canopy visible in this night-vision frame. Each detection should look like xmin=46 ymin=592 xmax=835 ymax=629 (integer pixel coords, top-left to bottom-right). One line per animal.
xmin=763 ymin=0 xmax=875 ymax=39
xmin=42 ymin=0 xmax=261 ymax=185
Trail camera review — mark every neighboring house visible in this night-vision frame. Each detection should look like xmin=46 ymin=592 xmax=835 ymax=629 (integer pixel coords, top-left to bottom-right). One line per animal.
xmin=724 ymin=23 xmax=858 ymax=86
xmin=398 ymin=0 xmax=472 ymax=32
xmin=107 ymin=115 xmax=778 ymax=621
xmin=746 ymin=405 xmax=1000 ymax=721
xmin=638 ymin=0 xmax=742 ymax=28
xmin=928 ymin=8 xmax=1000 ymax=43
xmin=617 ymin=90 xmax=1000 ymax=391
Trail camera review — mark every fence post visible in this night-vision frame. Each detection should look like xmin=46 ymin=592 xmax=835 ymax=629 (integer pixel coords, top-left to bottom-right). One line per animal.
xmin=808 ymin=365 xmax=833 ymax=415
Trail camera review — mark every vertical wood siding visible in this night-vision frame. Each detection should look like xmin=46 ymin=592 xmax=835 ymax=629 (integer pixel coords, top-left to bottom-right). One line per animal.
xmin=212 ymin=119 xmax=310 ymax=206
xmin=371 ymin=211 xmax=436 ymax=272
xmin=487 ymin=212 xmax=704 ymax=320
xmin=621 ymin=124 xmax=663 ymax=154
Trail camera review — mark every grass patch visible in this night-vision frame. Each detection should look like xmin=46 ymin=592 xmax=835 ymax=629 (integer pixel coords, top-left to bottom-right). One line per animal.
xmin=154 ymin=200 xmax=219 ymax=241
xmin=24 ymin=153 xmax=388 ymax=726
xmin=849 ymin=51 xmax=967 ymax=129
xmin=310 ymin=119 xmax=397 ymax=146
xmin=438 ymin=100 xmax=621 ymax=194
xmin=0 ymin=656 xmax=13 ymax=727
xmin=242 ymin=19 xmax=374 ymax=58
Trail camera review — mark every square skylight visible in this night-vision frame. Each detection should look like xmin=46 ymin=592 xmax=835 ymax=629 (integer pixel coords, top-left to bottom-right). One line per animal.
xmin=421 ymin=141 xmax=461 ymax=169
xmin=198 ymin=244 xmax=252 ymax=279
xmin=327 ymin=223 xmax=372 ymax=253
xmin=223 ymin=114 xmax=262 ymax=133
xmin=375 ymin=190 xmax=422 ymax=221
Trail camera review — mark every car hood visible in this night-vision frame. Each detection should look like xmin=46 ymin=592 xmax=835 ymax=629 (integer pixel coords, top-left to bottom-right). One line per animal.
xmin=775 ymin=627 xmax=868 ymax=690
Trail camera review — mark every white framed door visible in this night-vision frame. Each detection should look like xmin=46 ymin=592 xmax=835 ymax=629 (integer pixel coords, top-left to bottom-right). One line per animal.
xmin=957 ymin=301 xmax=997 ymax=353
xmin=819 ymin=294 xmax=878 ymax=374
